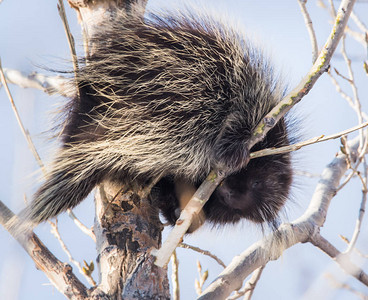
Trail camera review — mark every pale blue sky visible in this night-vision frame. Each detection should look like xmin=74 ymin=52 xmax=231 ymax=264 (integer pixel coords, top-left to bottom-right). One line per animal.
xmin=0 ymin=1 xmax=367 ymax=299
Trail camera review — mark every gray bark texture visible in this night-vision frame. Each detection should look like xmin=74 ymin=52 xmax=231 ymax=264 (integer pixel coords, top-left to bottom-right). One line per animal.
xmin=68 ymin=0 xmax=170 ymax=299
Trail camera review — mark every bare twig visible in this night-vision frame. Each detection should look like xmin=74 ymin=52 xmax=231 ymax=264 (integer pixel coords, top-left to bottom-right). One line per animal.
xmin=155 ymin=0 xmax=357 ymax=269
xmin=337 ymin=131 xmax=368 ymax=191
xmin=334 ymin=67 xmax=353 ymax=83
xmin=251 ymin=121 xmax=368 ymax=159
xmin=0 ymin=201 xmax=88 ymax=299
xmin=325 ymin=274 xmax=368 ymax=300
xmin=327 ymin=71 xmax=368 ymax=121
xmin=195 ymin=261 xmax=209 ymax=296
xmin=298 ymin=0 xmax=319 ymax=63
xmin=320 ymin=0 xmax=366 ymax=46
xmin=340 ymin=235 xmax=368 ymax=259
xmin=154 ymin=169 xmax=226 ymax=267
xmin=57 ymin=0 xmax=79 ymax=77
xmin=310 ymin=233 xmax=368 ymax=285
xmin=49 ymin=219 xmax=96 ymax=286
xmin=1 ymin=68 xmax=72 ymax=96
xmin=179 ymin=243 xmax=226 ymax=268
xmin=340 ymin=35 xmax=364 ymax=147
xmin=171 ymin=250 xmax=180 ymax=300
xmin=0 ymin=59 xmax=46 ymax=174
xmin=345 ymin=158 xmax=368 ymax=253
xmin=243 ymin=266 xmax=265 ymax=300
xmin=227 ymin=266 xmax=265 ymax=300
xmin=67 ymin=210 xmax=96 ymax=242
xmin=250 ymin=0 xmax=355 ymax=147
xmin=351 ymin=11 xmax=368 ymax=33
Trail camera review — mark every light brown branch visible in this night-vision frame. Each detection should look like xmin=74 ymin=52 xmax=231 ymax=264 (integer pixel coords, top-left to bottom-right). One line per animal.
xmin=49 ymin=219 xmax=96 ymax=286
xmin=58 ymin=0 xmax=79 ymax=77
xmin=0 ymin=201 xmax=88 ymax=299
xmin=179 ymin=243 xmax=226 ymax=268
xmin=154 ymin=169 xmax=226 ymax=267
xmin=171 ymin=251 xmax=180 ymax=300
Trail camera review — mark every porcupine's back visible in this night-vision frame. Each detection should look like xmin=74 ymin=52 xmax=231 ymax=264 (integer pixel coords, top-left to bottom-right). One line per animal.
xmin=17 ymin=10 xmax=286 ymax=228
xmin=67 ymin=11 xmax=283 ymax=179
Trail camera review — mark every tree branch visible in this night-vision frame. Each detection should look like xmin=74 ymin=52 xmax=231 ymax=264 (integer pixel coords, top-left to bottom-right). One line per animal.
xmin=1 ymin=67 xmax=73 ymax=97
xmin=0 ymin=201 xmax=89 ymax=300
xmin=298 ymin=0 xmax=319 ymax=63
xmin=310 ymin=233 xmax=368 ymax=286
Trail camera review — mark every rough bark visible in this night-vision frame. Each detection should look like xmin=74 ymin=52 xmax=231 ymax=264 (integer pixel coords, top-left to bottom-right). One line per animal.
xmin=67 ymin=0 xmax=170 ymax=299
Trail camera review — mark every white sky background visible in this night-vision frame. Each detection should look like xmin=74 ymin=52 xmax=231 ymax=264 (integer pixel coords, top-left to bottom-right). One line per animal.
xmin=0 ymin=0 xmax=367 ymax=299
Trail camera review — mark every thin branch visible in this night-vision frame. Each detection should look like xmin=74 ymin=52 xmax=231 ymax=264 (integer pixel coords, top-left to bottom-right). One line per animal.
xmin=319 ymin=0 xmax=366 ymax=46
xmin=67 ymin=210 xmax=96 ymax=242
xmin=0 ymin=59 xmax=46 ymax=174
xmin=1 ymin=68 xmax=72 ymax=96
xmin=154 ymin=169 xmax=226 ymax=267
xmin=195 ymin=261 xmax=209 ymax=296
xmin=340 ymin=34 xmax=365 ymax=147
xmin=1 ymin=59 xmax=93 ymax=246
xmin=340 ymin=235 xmax=368 ymax=259
xmin=155 ymin=0 xmax=357 ymax=269
xmin=334 ymin=67 xmax=353 ymax=83
xmin=0 ymin=201 xmax=88 ymax=299
xmin=251 ymin=121 xmax=368 ymax=159
xmin=345 ymin=158 xmax=368 ymax=253
xmin=351 ymin=11 xmax=368 ymax=34
xmin=298 ymin=0 xmax=319 ymax=63
xmin=337 ymin=132 xmax=367 ymax=191
xmin=171 ymin=250 xmax=180 ymax=300
xmin=327 ymin=71 xmax=368 ymax=121
xmin=325 ymin=274 xmax=368 ymax=300
xmin=227 ymin=266 xmax=265 ymax=300
xmin=49 ymin=219 xmax=96 ymax=286
xmin=57 ymin=0 xmax=79 ymax=77
xmin=179 ymin=243 xmax=226 ymax=268
xmin=250 ymin=0 xmax=355 ymax=147
xmin=345 ymin=27 xmax=366 ymax=46
xmin=243 ymin=266 xmax=265 ymax=300
xmin=310 ymin=233 xmax=368 ymax=286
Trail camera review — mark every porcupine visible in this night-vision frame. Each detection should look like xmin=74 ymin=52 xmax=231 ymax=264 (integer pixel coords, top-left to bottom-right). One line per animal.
xmin=16 ymin=9 xmax=293 ymax=232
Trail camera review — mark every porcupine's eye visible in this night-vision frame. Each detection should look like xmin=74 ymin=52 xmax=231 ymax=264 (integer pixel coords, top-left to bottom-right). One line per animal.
xmin=251 ymin=181 xmax=259 ymax=189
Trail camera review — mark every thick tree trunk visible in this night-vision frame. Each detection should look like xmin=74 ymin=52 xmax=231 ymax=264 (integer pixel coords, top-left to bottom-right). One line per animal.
xmin=67 ymin=1 xmax=170 ymax=299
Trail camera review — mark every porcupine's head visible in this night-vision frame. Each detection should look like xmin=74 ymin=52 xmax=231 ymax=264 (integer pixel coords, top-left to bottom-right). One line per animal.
xmin=205 ymin=118 xmax=293 ymax=229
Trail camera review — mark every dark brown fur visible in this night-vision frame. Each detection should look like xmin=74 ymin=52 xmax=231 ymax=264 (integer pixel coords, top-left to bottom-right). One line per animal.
xmin=17 ymin=10 xmax=293 ymax=232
